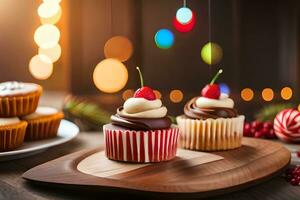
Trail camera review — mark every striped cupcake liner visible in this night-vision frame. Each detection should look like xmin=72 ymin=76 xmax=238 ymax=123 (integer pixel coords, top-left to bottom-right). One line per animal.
xmin=177 ymin=115 xmax=245 ymax=151
xmin=103 ymin=126 xmax=180 ymax=163
xmin=24 ymin=113 xmax=64 ymax=141
xmin=0 ymin=88 xmax=42 ymax=117
xmin=0 ymin=121 xmax=27 ymax=152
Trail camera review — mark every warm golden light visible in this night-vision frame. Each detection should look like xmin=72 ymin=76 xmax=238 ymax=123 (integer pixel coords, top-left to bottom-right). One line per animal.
xmin=122 ymin=89 xmax=134 ymax=100
xmin=40 ymin=6 xmax=62 ymax=25
xmin=34 ymin=24 xmax=60 ymax=48
xmin=104 ymin=36 xmax=133 ymax=62
xmin=298 ymin=104 xmax=300 ymax=112
xmin=43 ymin=0 xmax=62 ymax=3
xmin=241 ymin=88 xmax=254 ymax=101
xmin=170 ymin=90 xmax=183 ymax=103
xmin=29 ymin=55 xmax=53 ymax=80
xmin=262 ymin=88 xmax=274 ymax=101
xmin=38 ymin=2 xmax=61 ymax=19
xmin=38 ymin=44 xmax=61 ymax=62
xmin=154 ymin=90 xmax=162 ymax=99
xmin=93 ymin=58 xmax=128 ymax=93
xmin=280 ymin=87 xmax=293 ymax=100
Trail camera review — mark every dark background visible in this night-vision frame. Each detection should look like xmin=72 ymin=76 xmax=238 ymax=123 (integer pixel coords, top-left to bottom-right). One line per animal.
xmin=0 ymin=0 xmax=299 ymax=117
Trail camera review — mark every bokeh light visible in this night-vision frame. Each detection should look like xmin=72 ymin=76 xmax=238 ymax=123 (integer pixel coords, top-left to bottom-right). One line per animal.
xmin=298 ymin=104 xmax=300 ymax=112
xmin=154 ymin=29 xmax=174 ymax=49
xmin=170 ymin=90 xmax=183 ymax=103
xmin=154 ymin=90 xmax=162 ymax=99
xmin=122 ymin=89 xmax=134 ymax=101
xmin=262 ymin=88 xmax=274 ymax=102
xmin=201 ymin=42 xmax=223 ymax=65
xmin=38 ymin=2 xmax=61 ymax=19
xmin=40 ymin=6 xmax=62 ymax=24
xmin=280 ymin=87 xmax=293 ymax=100
xmin=176 ymin=7 xmax=193 ymax=24
xmin=34 ymin=24 xmax=60 ymax=48
xmin=43 ymin=0 xmax=62 ymax=3
xmin=29 ymin=55 xmax=53 ymax=80
xmin=38 ymin=44 xmax=61 ymax=62
xmin=173 ymin=14 xmax=195 ymax=33
xmin=219 ymin=83 xmax=230 ymax=95
xmin=93 ymin=58 xmax=128 ymax=93
xmin=104 ymin=36 xmax=133 ymax=62
xmin=241 ymin=88 xmax=254 ymax=101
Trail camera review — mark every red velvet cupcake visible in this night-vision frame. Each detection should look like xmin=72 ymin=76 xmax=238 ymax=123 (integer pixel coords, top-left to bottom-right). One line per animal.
xmin=103 ymin=67 xmax=179 ymax=163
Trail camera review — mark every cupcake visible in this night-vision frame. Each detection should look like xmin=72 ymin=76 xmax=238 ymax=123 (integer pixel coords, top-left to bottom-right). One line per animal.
xmin=103 ymin=67 xmax=179 ymax=163
xmin=0 ymin=81 xmax=42 ymax=117
xmin=0 ymin=117 xmax=27 ymax=151
xmin=176 ymin=69 xmax=245 ymax=151
xmin=22 ymin=106 xmax=64 ymax=140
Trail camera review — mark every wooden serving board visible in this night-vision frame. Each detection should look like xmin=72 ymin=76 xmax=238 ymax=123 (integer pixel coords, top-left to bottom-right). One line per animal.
xmin=23 ymin=138 xmax=291 ymax=198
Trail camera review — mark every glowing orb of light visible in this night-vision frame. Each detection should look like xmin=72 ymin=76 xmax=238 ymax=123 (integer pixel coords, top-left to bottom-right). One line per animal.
xmin=170 ymin=89 xmax=183 ymax=103
xmin=38 ymin=44 xmax=61 ymax=62
xmin=154 ymin=29 xmax=174 ymax=49
xmin=201 ymin=42 xmax=223 ymax=65
xmin=262 ymin=88 xmax=274 ymax=102
xmin=122 ymin=89 xmax=134 ymax=101
xmin=29 ymin=54 xmax=53 ymax=80
xmin=34 ymin=24 xmax=60 ymax=48
xmin=43 ymin=0 xmax=62 ymax=3
xmin=154 ymin=90 xmax=162 ymax=99
xmin=176 ymin=7 xmax=193 ymax=24
xmin=104 ymin=36 xmax=133 ymax=62
xmin=241 ymin=88 xmax=254 ymax=101
xmin=280 ymin=87 xmax=293 ymax=100
xmin=173 ymin=14 xmax=195 ymax=33
xmin=93 ymin=58 xmax=128 ymax=93
xmin=40 ymin=6 xmax=62 ymax=25
xmin=219 ymin=83 xmax=230 ymax=95
xmin=38 ymin=2 xmax=61 ymax=19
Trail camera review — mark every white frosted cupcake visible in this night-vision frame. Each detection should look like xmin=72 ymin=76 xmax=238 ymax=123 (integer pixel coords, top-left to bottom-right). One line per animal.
xmin=22 ymin=106 xmax=64 ymax=141
xmin=0 ymin=117 xmax=27 ymax=151
xmin=176 ymin=70 xmax=244 ymax=151
xmin=103 ymin=67 xmax=179 ymax=163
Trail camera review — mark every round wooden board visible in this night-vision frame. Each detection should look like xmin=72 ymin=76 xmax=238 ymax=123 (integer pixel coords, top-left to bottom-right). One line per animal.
xmin=23 ymin=138 xmax=291 ymax=198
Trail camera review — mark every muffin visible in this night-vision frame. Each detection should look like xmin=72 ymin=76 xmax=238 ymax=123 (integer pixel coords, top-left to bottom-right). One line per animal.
xmin=0 ymin=117 xmax=27 ymax=151
xmin=103 ymin=67 xmax=179 ymax=163
xmin=176 ymin=70 xmax=245 ymax=151
xmin=22 ymin=106 xmax=64 ymax=140
xmin=0 ymin=81 xmax=42 ymax=117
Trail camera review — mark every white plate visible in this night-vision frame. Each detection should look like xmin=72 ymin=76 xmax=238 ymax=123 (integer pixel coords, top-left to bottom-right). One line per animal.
xmin=0 ymin=120 xmax=79 ymax=161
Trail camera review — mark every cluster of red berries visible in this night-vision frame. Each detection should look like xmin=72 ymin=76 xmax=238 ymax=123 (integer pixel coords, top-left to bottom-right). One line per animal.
xmin=285 ymin=166 xmax=300 ymax=186
xmin=243 ymin=121 xmax=277 ymax=139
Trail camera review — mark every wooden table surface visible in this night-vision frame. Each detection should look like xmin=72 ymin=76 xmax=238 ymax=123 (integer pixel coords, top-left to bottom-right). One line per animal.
xmin=0 ymin=132 xmax=299 ymax=200
xmin=1 ymin=92 xmax=300 ymax=200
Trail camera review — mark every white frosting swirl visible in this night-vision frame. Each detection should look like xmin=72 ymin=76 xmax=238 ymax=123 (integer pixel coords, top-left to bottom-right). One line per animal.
xmin=196 ymin=93 xmax=234 ymax=108
xmin=0 ymin=81 xmax=39 ymax=97
xmin=23 ymin=106 xmax=58 ymax=120
xmin=119 ymin=98 xmax=167 ymax=118
xmin=0 ymin=117 xmax=20 ymax=126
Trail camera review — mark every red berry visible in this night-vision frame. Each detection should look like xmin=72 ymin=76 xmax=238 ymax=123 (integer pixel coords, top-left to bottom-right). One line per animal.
xmin=251 ymin=121 xmax=263 ymax=130
xmin=263 ymin=122 xmax=273 ymax=129
xmin=134 ymin=86 xmax=156 ymax=100
xmin=254 ymin=131 xmax=264 ymax=138
xmin=201 ymin=84 xmax=221 ymax=99
xmin=243 ymin=123 xmax=252 ymax=136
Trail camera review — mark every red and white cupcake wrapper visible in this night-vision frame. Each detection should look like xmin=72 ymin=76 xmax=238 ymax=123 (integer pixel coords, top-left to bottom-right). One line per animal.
xmin=103 ymin=126 xmax=179 ymax=163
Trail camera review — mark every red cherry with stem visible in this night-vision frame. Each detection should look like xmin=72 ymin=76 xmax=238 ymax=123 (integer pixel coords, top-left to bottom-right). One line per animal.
xmin=201 ymin=69 xmax=223 ymax=99
xmin=133 ymin=67 xmax=156 ymax=100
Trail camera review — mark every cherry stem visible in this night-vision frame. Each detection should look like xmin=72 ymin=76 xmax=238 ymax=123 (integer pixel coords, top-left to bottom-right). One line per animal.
xmin=210 ymin=69 xmax=223 ymax=85
xmin=136 ymin=67 xmax=144 ymax=87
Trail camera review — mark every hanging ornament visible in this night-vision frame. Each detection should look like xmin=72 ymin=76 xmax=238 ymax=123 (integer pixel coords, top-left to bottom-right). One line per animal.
xmin=173 ymin=13 xmax=195 ymax=32
xmin=201 ymin=42 xmax=223 ymax=65
xmin=176 ymin=7 xmax=193 ymax=24
xmin=154 ymin=29 xmax=174 ymax=49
